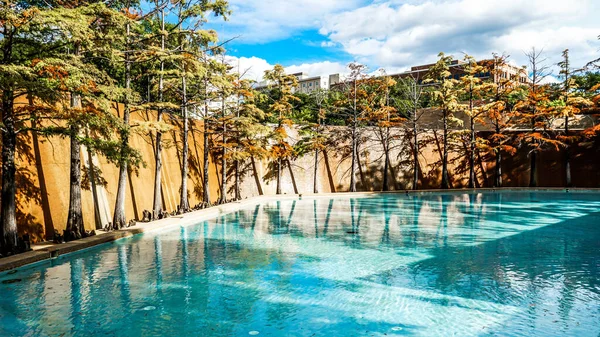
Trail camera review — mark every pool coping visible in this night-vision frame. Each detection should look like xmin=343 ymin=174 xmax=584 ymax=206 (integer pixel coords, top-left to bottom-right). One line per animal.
xmin=1 ymin=187 xmax=598 ymax=273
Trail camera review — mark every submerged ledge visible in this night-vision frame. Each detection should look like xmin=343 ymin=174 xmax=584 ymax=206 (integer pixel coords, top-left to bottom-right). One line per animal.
xmin=1 ymin=187 xmax=598 ymax=273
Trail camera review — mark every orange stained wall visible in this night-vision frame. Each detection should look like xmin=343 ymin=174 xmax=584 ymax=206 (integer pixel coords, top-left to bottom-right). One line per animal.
xmin=4 ymin=102 xmax=600 ymax=243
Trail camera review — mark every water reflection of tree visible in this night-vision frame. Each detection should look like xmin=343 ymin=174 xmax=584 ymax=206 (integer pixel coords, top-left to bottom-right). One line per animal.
xmin=4 ymin=195 xmax=599 ymax=336
xmin=322 ymin=199 xmax=334 ymax=237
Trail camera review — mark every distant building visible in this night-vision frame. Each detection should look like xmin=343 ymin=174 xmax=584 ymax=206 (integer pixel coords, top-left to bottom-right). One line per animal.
xmin=258 ymin=58 xmax=528 ymax=96
xmin=389 ymin=59 xmax=529 ymax=85
xmin=256 ymin=72 xmax=341 ymax=94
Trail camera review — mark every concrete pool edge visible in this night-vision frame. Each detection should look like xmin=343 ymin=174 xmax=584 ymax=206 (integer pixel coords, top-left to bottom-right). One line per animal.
xmin=1 ymin=187 xmax=598 ymax=273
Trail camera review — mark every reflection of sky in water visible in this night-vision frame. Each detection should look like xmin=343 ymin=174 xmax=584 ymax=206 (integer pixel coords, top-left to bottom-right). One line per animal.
xmin=1 ymin=192 xmax=599 ymax=336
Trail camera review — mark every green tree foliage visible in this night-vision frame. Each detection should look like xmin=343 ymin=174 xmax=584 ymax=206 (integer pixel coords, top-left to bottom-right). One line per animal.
xmin=514 ymin=48 xmax=561 ymax=187
xmin=395 ymin=76 xmax=427 ymax=190
xmin=294 ymin=88 xmax=330 ymax=193
xmin=425 ymin=53 xmax=462 ymax=189
xmin=331 ymin=62 xmax=370 ymax=192
xmin=228 ymin=76 xmax=269 ymax=198
xmin=365 ymin=72 xmax=402 ymax=191
xmin=556 ymin=49 xmax=593 ymax=186
xmin=482 ymin=54 xmax=522 ymax=187
xmin=263 ymin=64 xmax=299 ymax=194
xmin=457 ymin=55 xmax=493 ymax=188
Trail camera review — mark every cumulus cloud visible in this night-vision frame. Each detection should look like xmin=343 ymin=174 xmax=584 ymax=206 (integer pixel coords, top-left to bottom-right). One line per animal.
xmin=286 ymin=61 xmax=348 ymax=77
xmin=225 ymin=56 xmax=348 ymax=82
xmin=319 ymin=0 xmax=600 ymax=71
xmin=540 ymin=75 xmax=561 ymax=85
xmin=220 ymin=0 xmax=599 ymax=76
xmin=224 ymin=56 xmax=273 ymax=82
xmin=219 ymin=0 xmax=361 ymax=43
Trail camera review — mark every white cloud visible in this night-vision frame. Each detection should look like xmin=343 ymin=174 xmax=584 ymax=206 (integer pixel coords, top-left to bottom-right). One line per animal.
xmin=219 ymin=0 xmax=362 ymax=43
xmin=225 ymin=56 xmax=273 ymax=82
xmin=225 ymin=56 xmax=347 ymax=82
xmin=321 ymin=41 xmax=337 ymax=47
xmin=319 ymin=0 xmax=600 ymax=72
xmin=540 ymin=75 xmax=561 ymax=85
xmin=286 ymin=61 xmax=347 ymax=78
xmin=220 ymin=0 xmax=599 ymax=77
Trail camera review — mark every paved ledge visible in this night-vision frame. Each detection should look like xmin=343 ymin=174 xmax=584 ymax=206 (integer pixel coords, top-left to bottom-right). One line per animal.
xmin=1 ymin=188 xmax=599 ymax=273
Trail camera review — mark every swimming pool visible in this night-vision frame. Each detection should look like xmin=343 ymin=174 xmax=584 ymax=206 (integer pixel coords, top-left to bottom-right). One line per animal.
xmin=1 ymin=191 xmax=599 ymax=336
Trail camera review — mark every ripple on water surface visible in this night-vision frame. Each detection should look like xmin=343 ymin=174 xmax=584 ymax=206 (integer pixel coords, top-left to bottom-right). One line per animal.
xmin=1 ymin=191 xmax=600 ymax=336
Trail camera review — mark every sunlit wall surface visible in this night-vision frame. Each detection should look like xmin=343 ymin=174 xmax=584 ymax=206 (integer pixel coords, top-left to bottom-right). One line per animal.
xmin=1 ymin=192 xmax=599 ymax=336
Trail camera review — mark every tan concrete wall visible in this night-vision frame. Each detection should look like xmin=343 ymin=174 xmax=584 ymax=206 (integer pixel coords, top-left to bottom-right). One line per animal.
xmin=4 ymin=105 xmax=600 ymax=243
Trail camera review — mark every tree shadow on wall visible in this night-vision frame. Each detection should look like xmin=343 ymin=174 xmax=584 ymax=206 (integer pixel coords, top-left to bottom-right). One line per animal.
xmin=0 ymin=132 xmax=47 ymax=242
xmin=394 ymin=130 xmax=428 ymax=190
xmin=225 ymin=158 xmax=264 ymax=199
xmin=262 ymin=159 xmax=299 ymax=194
xmin=167 ymin=116 xmax=204 ymax=205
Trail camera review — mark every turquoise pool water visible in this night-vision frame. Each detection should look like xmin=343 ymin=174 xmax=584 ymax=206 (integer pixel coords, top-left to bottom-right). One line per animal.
xmin=1 ymin=192 xmax=599 ymax=336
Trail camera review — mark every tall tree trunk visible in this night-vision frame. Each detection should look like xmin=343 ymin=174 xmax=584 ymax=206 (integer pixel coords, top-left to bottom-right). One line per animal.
xmin=529 ymin=150 xmax=537 ymax=187
xmin=113 ymin=22 xmax=132 ymax=229
xmin=1 ymin=90 xmax=17 ymax=254
xmin=201 ymin=124 xmax=210 ymax=206
xmin=152 ymin=113 xmax=164 ymax=217
xmin=66 ymin=122 xmax=85 ymax=240
xmin=234 ymin=85 xmax=241 ymax=201
xmin=113 ymin=117 xmax=130 ymax=228
xmin=251 ymin=156 xmax=263 ymax=195
xmin=565 ymin=115 xmax=572 ymax=187
xmin=234 ymin=159 xmax=240 ymax=200
xmin=152 ymin=7 xmax=166 ymax=219
xmin=382 ymin=90 xmax=391 ymax=192
xmin=441 ymin=110 xmax=449 ymax=189
xmin=468 ymin=115 xmax=476 ymax=188
xmin=85 ymin=130 xmax=102 ymax=230
xmin=287 ymin=159 xmax=299 ymax=194
xmin=276 ymin=100 xmax=282 ymax=195
xmin=314 ymin=105 xmax=322 ymax=194
xmin=349 ymin=81 xmax=358 ymax=192
xmin=313 ymin=149 xmax=319 ymax=194
xmin=202 ymin=79 xmax=211 ymax=207
xmin=413 ymin=119 xmax=419 ymax=190
xmin=350 ymin=126 xmax=357 ymax=192
xmin=276 ymin=158 xmax=282 ymax=194
xmin=561 ymin=50 xmax=572 ymax=188
xmin=179 ymin=77 xmax=190 ymax=213
xmin=382 ymin=126 xmax=390 ymax=192
xmin=219 ymin=96 xmax=227 ymax=204
xmin=66 ymin=82 xmax=86 ymax=239
xmin=494 ymin=123 xmax=502 ymax=187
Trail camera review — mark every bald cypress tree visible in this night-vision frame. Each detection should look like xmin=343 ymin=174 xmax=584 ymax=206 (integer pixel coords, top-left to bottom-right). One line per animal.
xmin=0 ymin=3 xmax=132 ymax=249
xmin=459 ymin=55 xmax=491 ymax=188
xmin=264 ymin=65 xmax=299 ymax=194
xmin=485 ymin=54 xmax=521 ymax=188
xmin=557 ymin=49 xmax=593 ymax=187
xmin=43 ymin=4 xmax=134 ymax=238
xmin=425 ymin=53 xmax=461 ymax=189
xmin=229 ymin=77 xmax=268 ymax=199
xmin=514 ymin=48 xmax=559 ymax=187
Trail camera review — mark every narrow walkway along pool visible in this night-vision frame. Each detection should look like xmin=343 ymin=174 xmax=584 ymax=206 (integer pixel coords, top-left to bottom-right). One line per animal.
xmin=1 ymin=191 xmax=599 ymax=336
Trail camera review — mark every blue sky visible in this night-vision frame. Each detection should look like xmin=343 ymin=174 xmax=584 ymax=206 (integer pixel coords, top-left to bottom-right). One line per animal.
xmin=196 ymin=0 xmax=599 ymax=82
xmin=224 ymin=29 xmax=350 ymax=67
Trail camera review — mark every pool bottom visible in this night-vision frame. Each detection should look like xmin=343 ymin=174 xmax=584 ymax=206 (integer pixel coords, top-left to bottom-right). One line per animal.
xmin=1 ymin=191 xmax=599 ymax=336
